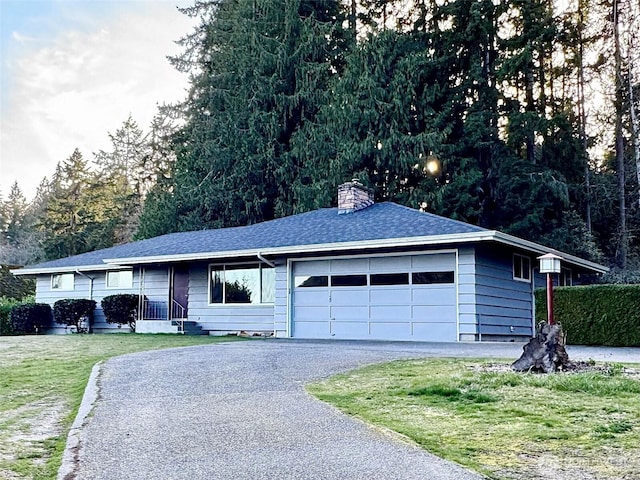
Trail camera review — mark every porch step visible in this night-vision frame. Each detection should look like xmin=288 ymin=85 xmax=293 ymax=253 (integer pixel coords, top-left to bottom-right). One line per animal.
xmin=170 ymin=320 xmax=209 ymax=335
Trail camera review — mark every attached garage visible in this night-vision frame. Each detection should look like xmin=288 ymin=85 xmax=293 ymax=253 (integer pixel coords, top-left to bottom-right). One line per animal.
xmin=291 ymin=252 xmax=458 ymax=341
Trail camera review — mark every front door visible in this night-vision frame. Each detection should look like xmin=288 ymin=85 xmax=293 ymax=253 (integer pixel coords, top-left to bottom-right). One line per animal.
xmin=171 ymin=266 xmax=189 ymax=319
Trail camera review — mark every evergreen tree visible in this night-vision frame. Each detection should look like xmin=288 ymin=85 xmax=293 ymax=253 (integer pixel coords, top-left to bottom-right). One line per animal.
xmin=152 ymin=0 xmax=347 ymax=232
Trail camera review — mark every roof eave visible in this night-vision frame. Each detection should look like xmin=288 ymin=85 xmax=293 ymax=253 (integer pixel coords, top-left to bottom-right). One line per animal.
xmin=490 ymin=231 xmax=609 ymax=273
xmin=11 ymin=264 xmax=121 ymax=276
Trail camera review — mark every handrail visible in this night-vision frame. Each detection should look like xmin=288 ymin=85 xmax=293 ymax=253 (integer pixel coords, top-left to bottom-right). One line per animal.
xmin=171 ymin=299 xmax=186 ymax=334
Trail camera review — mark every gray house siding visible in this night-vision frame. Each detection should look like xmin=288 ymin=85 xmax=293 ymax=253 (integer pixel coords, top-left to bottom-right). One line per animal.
xmin=35 ymin=269 xmax=143 ymax=333
xmin=457 ymin=246 xmax=477 ymax=341
xmin=474 ymin=244 xmax=534 ymax=340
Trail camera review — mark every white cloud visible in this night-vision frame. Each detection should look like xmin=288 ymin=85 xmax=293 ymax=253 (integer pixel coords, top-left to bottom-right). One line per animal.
xmin=0 ymin=1 xmax=193 ymax=200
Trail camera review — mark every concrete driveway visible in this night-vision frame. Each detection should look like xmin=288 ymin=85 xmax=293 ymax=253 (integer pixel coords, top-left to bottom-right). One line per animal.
xmin=62 ymin=340 xmax=639 ymax=480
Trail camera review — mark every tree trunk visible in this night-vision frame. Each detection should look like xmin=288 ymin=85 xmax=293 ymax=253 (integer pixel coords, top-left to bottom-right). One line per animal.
xmin=512 ymin=322 xmax=570 ymax=373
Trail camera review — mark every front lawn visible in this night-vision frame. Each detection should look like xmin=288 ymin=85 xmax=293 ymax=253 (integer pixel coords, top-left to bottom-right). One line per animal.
xmin=0 ymin=334 xmax=243 ymax=480
xmin=308 ymin=359 xmax=640 ymax=480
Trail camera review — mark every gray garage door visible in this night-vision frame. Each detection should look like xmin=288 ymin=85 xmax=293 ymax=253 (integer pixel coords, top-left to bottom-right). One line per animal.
xmin=292 ymin=253 xmax=457 ymax=341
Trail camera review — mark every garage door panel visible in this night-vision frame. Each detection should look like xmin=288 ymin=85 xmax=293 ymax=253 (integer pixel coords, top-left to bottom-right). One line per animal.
xmin=330 ymin=289 xmax=369 ymax=305
xmin=370 ymin=306 xmax=411 ymax=320
xmin=330 ymin=321 xmax=369 ymax=338
xmin=411 ymin=288 xmax=456 ymax=305
xmin=331 ymin=258 xmax=368 ymax=273
xmin=294 ymin=290 xmax=329 ymax=306
xmin=370 ymin=322 xmax=412 ymax=339
xmin=294 ymin=321 xmax=330 ymax=338
xmin=370 ymin=256 xmax=411 ymax=272
xmin=412 ymin=322 xmax=457 ymax=342
xmin=412 ymin=254 xmax=455 ymax=270
xmin=330 ymin=305 xmax=369 ymax=320
xmin=294 ymin=306 xmax=329 ymax=321
xmin=370 ymin=288 xmax=411 ymax=305
xmin=412 ymin=305 xmax=457 ymax=322
xmin=294 ymin=261 xmax=329 ymax=275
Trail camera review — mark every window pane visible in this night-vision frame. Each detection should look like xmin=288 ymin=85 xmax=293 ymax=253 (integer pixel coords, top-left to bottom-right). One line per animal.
xmin=52 ymin=273 xmax=74 ymax=290
xmin=225 ymin=266 xmax=260 ymax=303
xmin=210 ymin=269 xmax=223 ymax=303
xmin=412 ymin=271 xmax=454 ymax=284
xmin=370 ymin=273 xmax=409 ymax=286
xmin=261 ymin=267 xmax=275 ymax=303
xmin=331 ymin=274 xmax=367 ymax=287
xmin=295 ymin=275 xmax=328 ymax=288
xmin=107 ymin=270 xmax=132 ymax=288
xmin=513 ymin=258 xmax=522 ymax=279
xmin=522 ymin=257 xmax=531 ymax=280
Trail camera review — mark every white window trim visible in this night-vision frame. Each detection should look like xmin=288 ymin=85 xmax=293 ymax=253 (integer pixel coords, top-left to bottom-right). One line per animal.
xmin=208 ymin=263 xmax=275 ymax=306
xmin=51 ymin=273 xmax=75 ymax=291
xmin=513 ymin=253 xmax=532 ymax=283
xmin=105 ymin=269 xmax=134 ymax=289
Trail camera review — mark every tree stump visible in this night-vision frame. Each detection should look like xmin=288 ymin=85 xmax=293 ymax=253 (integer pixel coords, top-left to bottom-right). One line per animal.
xmin=511 ymin=322 xmax=571 ymax=373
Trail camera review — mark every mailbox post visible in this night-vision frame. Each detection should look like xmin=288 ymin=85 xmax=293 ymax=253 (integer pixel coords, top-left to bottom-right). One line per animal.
xmin=538 ymin=253 xmax=562 ymax=325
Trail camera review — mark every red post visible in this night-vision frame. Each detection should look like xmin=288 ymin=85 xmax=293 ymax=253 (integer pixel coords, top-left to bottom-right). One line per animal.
xmin=546 ymin=273 xmax=554 ymax=325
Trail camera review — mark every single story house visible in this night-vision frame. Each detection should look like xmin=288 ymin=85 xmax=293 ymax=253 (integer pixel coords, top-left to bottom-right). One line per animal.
xmin=13 ymin=181 xmax=607 ymax=341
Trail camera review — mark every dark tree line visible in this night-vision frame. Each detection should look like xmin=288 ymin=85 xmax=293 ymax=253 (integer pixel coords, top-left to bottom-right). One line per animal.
xmin=2 ymin=0 xmax=640 ymax=284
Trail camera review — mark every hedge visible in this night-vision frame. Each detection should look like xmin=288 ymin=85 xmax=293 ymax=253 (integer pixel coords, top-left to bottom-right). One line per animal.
xmin=53 ymin=299 xmax=97 ymax=333
xmin=101 ymin=294 xmax=141 ymax=330
xmin=10 ymin=303 xmax=52 ymax=335
xmin=0 ymin=297 xmax=20 ymax=335
xmin=535 ymin=285 xmax=640 ymax=347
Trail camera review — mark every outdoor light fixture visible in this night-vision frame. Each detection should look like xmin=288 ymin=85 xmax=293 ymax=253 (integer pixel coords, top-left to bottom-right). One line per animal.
xmin=538 ymin=253 xmax=562 ymax=325
xmin=425 ymin=155 xmax=441 ymax=175
xmin=538 ymin=253 xmax=562 ymax=274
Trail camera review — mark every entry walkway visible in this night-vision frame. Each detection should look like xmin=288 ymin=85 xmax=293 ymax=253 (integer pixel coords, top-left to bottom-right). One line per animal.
xmin=65 ymin=340 xmax=639 ymax=480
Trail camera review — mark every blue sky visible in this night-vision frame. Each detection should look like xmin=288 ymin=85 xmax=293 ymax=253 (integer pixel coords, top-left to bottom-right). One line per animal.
xmin=0 ymin=0 xmax=193 ymax=200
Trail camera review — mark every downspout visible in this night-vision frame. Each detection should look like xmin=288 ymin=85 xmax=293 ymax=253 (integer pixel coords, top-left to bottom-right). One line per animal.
xmin=75 ymin=270 xmax=95 ymax=300
xmin=257 ymin=253 xmax=277 ymax=337
xmin=75 ymin=270 xmax=95 ymax=333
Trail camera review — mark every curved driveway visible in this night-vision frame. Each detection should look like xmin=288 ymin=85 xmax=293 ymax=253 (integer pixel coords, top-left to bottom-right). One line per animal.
xmin=67 ymin=340 xmax=638 ymax=480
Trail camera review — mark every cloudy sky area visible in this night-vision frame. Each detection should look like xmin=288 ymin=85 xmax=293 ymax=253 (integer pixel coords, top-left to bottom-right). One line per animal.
xmin=1 ymin=0 xmax=194 ymax=200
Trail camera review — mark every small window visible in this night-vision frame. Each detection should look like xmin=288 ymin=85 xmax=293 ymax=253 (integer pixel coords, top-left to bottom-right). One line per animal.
xmin=330 ymin=274 xmax=368 ymax=287
xmin=559 ymin=268 xmax=572 ymax=287
xmin=106 ymin=270 xmax=133 ymax=289
xmin=295 ymin=276 xmax=329 ymax=288
xmin=52 ymin=273 xmax=74 ymax=290
xmin=370 ymin=273 xmax=409 ymax=286
xmin=513 ymin=254 xmax=531 ymax=282
xmin=412 ymin=271 xmax=455 ymax=284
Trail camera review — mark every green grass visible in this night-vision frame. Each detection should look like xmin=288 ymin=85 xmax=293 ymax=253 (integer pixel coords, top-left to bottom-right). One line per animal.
xmin=307 ymin=359 xmax=640 ymax=480
xmin=0 ymin=334 xmax=244 ymax=480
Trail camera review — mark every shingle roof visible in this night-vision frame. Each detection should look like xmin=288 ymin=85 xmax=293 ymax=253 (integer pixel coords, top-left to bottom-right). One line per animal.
xmin=19 ymin=203 xmax=486 ymax=271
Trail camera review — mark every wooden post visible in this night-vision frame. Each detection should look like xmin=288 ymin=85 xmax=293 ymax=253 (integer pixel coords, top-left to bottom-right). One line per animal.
xmin=547 ymin=273 xmax=554 ymax=325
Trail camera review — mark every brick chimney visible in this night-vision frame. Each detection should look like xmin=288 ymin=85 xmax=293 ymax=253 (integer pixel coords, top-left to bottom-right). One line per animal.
xmin=337 ymin=179 xmax=374 ymax=214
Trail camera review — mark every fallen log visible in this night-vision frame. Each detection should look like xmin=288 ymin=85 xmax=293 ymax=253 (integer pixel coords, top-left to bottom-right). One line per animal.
xmin=511 ymin=322 xmax=571 ymax=373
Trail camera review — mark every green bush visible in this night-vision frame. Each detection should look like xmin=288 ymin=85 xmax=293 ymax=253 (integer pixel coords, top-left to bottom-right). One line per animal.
xmin=0 ymin=297 xmax=21 ymax=335
xmin=10 ymin=303 xmax=52 ymax=335
xmin=53 ymin=299 xmax=97 ymax=333
xmin=101 ymin=294 xmax=141 ymax=330
xmin=535 ymin=285 xmax=640 ymax=347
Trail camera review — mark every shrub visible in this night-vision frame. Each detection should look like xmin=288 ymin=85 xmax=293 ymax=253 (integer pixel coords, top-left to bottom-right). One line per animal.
xmin=535 ymin=285 xmax=640 ymax=347
xmin=10 ymin=303 xmax=52 ymax=335
xmin=53 ymin=299 xmax=97 ymax=333
xmin=101 ymin=294 xmax=141 ymax=330
xmin=0 ymin=297 xmax=21 ymax=335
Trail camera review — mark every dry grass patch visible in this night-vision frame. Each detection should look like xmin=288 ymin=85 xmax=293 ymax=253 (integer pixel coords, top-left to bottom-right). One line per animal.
xmin=0 ymin=334 xmax=244 ymax=479
xmin=307 ymin=358 xmax=640 ymax=480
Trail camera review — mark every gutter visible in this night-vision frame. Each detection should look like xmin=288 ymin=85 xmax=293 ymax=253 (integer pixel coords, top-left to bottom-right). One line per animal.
xmin=102 ymin=230 xmax=608 ymax=274
xmin=257 ymin=252 xmax=275 ymax=268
